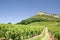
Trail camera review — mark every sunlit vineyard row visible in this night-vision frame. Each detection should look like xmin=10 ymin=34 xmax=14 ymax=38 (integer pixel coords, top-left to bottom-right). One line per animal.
xmin=0 ymin=24 xmax=44 ymax=40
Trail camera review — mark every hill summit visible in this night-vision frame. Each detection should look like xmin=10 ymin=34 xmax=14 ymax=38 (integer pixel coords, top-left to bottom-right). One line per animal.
xmin=37 ymin=11 xmax=60 ymax=18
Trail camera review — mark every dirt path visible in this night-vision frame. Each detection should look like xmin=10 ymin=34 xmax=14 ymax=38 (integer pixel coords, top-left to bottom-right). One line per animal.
xmin=25 ymin=27 xmax=56 ymax=40
xmin=41 ymin=27 xmax=56 ymax=40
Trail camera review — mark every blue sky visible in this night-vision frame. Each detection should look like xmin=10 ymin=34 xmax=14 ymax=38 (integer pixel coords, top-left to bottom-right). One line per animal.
xmin=0 ymin=0 xmax=60 ymax=23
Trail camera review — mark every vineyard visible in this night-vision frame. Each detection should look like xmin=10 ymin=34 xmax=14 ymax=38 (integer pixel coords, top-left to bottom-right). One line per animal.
xmin=0 ymin=22 xmax=60 ymax=40
xmin=0 ymin=23 xmax=44 ymax=40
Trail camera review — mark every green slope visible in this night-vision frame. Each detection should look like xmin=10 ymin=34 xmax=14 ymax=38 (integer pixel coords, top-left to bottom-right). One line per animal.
xmin=17 ymin=13 xmax=60 ymax=25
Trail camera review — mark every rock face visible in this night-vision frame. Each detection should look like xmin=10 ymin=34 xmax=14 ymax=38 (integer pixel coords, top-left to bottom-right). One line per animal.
xmin=37 ymin=11 xmax=45 ymax=16
xmin=37 ymin=11 xmax=60 ymax=18
xmin=37 ymin=11 xmax=49 ymax=16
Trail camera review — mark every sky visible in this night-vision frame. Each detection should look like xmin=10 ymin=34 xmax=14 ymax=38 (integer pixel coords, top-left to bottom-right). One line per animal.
xmin=0 ymin=0 xmax=60 ymax=23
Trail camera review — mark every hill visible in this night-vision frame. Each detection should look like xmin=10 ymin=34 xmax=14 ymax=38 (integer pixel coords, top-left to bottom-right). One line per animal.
xmin=17 ymin=12 xmax=60 ymax=25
